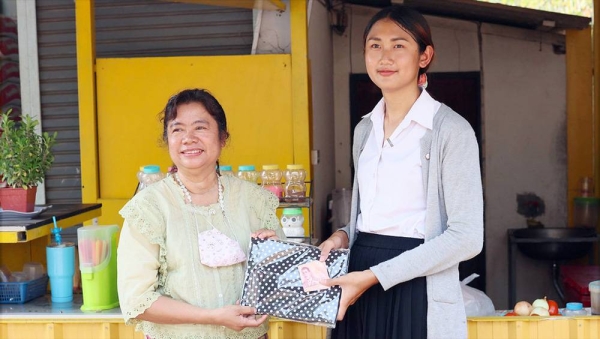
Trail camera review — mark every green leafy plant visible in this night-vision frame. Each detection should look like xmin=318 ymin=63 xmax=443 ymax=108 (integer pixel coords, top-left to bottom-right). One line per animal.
xmin=0 ymin=112 xmax=57 ymax=189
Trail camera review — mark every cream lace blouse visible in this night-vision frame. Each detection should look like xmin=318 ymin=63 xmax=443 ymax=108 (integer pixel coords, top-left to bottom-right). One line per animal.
xmin=117 ymin=175 xmax=285 ymax=339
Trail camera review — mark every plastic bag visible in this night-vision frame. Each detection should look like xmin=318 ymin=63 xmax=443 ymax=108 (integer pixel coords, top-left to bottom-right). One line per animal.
xmin=462 ymin=273 xmax=495 ymax=316
xmin=240 ymin=238 xmax=349 ymax=328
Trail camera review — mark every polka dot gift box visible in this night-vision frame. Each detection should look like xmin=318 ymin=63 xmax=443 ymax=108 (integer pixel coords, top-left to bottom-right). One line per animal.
xmin=240 ymin=238 xmax=349 ymax=328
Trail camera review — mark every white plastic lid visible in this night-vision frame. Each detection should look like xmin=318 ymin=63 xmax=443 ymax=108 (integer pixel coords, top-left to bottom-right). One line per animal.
xmin=589 ymin=280 xmax=600 ymax=292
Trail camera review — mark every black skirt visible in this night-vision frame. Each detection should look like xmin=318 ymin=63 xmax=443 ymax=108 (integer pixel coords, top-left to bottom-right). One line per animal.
xmin=331 ymin=232 xmax=427 ymax=339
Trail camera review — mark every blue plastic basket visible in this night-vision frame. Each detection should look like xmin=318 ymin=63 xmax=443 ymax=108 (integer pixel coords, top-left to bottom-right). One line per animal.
xmin=0 ymin=275 xmax=48 ymax=304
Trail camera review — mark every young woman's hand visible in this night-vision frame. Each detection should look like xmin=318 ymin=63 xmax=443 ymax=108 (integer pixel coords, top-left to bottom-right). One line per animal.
xmin=318 ymin=230 xmax=349 ymax=262
xmin=251 ymin=229 xmax=278 ymax=240
xmin=213 ymin=303 xmax=268 ymax=332
xmin=320 ymin=270 xmax=379 ymax=320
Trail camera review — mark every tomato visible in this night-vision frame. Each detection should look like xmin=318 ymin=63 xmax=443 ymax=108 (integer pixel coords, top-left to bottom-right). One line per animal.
xmin=505 ymin=312 xmax=518 ymax=316
xmin=547 ymin=299 xmax=559 ymax=316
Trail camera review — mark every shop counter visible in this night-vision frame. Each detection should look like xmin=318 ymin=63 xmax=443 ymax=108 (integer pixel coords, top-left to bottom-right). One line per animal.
xmin=468 ymin=312 xmax=600 ymax=339
xmin=11 ymin=297 xmax=599 ymax=339
xmin=0 ymin=294 xmax=327 ymax=339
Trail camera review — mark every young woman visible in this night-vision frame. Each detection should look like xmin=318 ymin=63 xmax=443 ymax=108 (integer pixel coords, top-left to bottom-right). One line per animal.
xmin=117 ymin=89 xmax=285 ymax=339
xmin=320 ymin=6 xmax=484 ymax=339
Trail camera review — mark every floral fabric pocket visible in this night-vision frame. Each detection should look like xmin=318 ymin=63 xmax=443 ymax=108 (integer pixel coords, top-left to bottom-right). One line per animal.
xmin=197 ymin=228 xmax=247 ymax=267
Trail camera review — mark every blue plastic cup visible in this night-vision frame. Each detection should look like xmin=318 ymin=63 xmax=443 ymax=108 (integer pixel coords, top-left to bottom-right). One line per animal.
xmin=46 ymin=242 xmax=75 ymax=303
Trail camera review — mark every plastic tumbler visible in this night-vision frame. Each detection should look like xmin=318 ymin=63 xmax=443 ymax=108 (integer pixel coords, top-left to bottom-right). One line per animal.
xmin=590 ymin=280 xmax=600 ymax=315
xmin=46 ymin=242 xmax=75 ymax=303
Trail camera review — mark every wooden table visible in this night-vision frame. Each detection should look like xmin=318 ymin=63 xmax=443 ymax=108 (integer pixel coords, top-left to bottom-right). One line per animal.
xmin=0 ymin=204 xmax=102 ymax=243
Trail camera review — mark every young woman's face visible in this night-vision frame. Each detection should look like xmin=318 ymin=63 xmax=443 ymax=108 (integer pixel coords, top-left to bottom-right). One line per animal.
xmin=167 ymin=102 xmax=224 ymax=173
xmin=364 ymin=18 xmax=431 ymax=93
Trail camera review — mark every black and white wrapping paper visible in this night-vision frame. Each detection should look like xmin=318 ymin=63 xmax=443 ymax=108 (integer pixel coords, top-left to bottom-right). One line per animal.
xmin=240 ymin=238 xmax=349 ymax=328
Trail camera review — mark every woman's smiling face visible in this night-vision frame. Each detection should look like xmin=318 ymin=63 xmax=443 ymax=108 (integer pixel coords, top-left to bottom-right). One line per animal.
xmin=167 ymin=102 xmax=224 ymax=173
xmin=364 ymin=18 xmax=431 ymax=94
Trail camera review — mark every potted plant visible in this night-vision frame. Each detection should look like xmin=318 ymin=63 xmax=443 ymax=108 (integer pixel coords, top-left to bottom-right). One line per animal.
xmin=516 ymin=192 xmax=546 ymax=228
xmin=0 ymin=111 xmax=57 ymax=212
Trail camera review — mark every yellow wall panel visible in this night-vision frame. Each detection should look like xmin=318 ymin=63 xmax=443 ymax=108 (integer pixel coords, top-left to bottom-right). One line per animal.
xmin=95 ymin=55 xmax=294 ymax=224
xmin=94 ymin=198 xmax=129 ymax=229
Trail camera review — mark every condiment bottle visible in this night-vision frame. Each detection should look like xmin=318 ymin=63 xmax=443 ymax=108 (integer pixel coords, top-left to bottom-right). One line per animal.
xmin=284 ymin=164 xmax=306 ymax=202
xmin=237 ymin=165 xmax=259 ymax=184
xmin=261 ymin=164 xmax=283 ymax=198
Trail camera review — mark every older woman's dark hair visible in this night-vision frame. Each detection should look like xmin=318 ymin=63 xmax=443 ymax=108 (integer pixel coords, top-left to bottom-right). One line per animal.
xmin=160 ymin=88 xmax=230 ymax=144
xmin=363 ymin=5 xmax=434 ymax=75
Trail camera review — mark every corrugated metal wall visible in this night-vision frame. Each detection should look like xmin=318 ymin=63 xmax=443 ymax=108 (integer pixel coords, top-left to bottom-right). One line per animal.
xmin=36 ymin=0 xmax=253 ymax=204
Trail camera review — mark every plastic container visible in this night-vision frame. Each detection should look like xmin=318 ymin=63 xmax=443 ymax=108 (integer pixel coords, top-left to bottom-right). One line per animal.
xmin=280 ymin=207 xmax=305 ymax=242
xmin=22 ymin=262 xmax=45 ymax=281
xmin=573 ymin=197 xmax=599 ymax=228
xmin=136 ymin=165 xmax=165 ymax=194
xmin=261 ymin=164 xmax=283 ymax=198
xmin=10 ymin=272 xmax=27 ymax=282
xmin=78 ymin=225 xmax=120 ymax=311
xmin=0 ymin=275 xmax=48 ymax=304
xmin=136 ymin=165 xmax=145 ymax=189
xmin=563 ymin=302 xmax=587 ymax=316
xmin=284 ymin=164 xmax=306 ymax=202
xmin=219 ymin=165 xmax=234 ymax=176
xmin=238 ymin=165 xmax=259 ymax=184
xmin=590 ymin=280 xmax=600 ymax=315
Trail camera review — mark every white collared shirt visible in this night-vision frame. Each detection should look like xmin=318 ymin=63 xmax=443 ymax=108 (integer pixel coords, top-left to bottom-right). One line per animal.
xmin=356 ymin=90 xmax=441 ymax=238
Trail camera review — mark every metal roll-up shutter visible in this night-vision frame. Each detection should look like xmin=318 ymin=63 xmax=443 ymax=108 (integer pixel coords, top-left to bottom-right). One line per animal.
xmin=36 ymin=0 xmax=253 ymax=204
xmin=94 ymin=0 xmax=253 ymax=58
xmin=37 ymin=0 xmax=81 ymax=203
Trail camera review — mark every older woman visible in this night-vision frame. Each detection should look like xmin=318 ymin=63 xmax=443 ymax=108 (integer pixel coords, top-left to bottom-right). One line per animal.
xmin=117 ymin=88 xmax=285 ymax=339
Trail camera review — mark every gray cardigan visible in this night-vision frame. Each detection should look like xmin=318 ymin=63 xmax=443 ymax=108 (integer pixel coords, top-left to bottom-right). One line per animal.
xmin=339 ymin=104 xmax=484 ymax=339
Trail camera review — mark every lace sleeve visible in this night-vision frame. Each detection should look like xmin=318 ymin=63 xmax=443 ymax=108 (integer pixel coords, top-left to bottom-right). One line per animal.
xmin=248 ymin=184 xmax=286 ymax=239
xmin=117 ymin=193 xmax=168 ymax=324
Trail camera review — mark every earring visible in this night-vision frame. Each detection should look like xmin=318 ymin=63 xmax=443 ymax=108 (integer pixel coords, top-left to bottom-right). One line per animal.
xmin=418 ymin=73 xmax=428 ymax=89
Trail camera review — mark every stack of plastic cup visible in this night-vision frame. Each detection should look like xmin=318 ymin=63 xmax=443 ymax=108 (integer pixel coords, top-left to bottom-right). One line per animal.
xmin=77 ymin=225 xmax=120 ymax=311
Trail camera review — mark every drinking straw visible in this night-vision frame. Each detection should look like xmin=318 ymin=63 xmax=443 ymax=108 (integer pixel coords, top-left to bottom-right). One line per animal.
xmin=51 ymin=216 xmax=61 ymax=245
